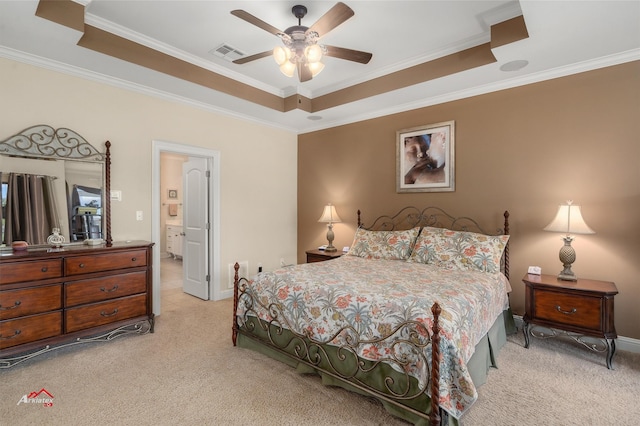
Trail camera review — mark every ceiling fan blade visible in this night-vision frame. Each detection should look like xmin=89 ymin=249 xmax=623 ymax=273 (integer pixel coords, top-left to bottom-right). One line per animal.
xmin=308 ymin=2 xmax=354 ymax=38
xmin=324 ymin=45 xmax=372 ymax=64
xmin=298 ymin=63 xmax=313 ymax=82
xmin=233 ymin=51 xmax=273 ymax=64
xmin=231 ymin=10 xmax=285 ymax=37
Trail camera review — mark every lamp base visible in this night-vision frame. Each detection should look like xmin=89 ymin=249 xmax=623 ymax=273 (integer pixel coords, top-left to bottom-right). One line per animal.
xmin=325 ymin=223 xmax=337 ymax=252
xmin=557 ymin=237 xmax=578 ymax=281
xmin=557 ymin=272 xmax=577 ymax=282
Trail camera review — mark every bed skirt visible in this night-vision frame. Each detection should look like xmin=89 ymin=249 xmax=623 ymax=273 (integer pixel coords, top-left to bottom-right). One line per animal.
xmin=237 ymin=308 xmax=514 ymax=425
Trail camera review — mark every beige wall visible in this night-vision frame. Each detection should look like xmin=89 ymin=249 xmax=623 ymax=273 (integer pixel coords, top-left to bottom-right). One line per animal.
xmin=298 ymin=61 xmax=640 ymax=340
xmin=0 ymin=57 xmax=298 ymax=297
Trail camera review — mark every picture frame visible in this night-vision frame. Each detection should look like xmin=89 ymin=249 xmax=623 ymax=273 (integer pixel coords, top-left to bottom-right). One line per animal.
xmin=396 ymin=120 xmax=455 ymax=193
xmin=168 ymin=189 xmax=178 ymax=199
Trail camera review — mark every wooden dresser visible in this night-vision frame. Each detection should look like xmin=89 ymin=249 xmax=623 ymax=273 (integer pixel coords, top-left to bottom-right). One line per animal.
xmin=0 ymin=241 xmax=154 ymax=367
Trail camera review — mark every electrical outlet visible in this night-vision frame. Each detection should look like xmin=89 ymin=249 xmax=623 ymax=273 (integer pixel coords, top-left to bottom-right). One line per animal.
xmin=280 ymin=258 xmax=285 ymax=267
xmin=136 ymin=211 xmax=143 ymax=221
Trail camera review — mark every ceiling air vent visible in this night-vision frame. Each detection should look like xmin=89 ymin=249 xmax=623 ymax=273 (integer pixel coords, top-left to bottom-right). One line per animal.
xmin=210 ymin=44 xmax=246 ymax=62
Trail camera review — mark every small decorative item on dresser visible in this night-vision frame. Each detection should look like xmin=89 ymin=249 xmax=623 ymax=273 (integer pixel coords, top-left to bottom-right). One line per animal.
xmin=522 ymin=273 xmax=618 ymax=369
xmin=47 ymin=228 xmax=66 ymax=247
xmin=11 ymin=241 xmax=28 ymax=251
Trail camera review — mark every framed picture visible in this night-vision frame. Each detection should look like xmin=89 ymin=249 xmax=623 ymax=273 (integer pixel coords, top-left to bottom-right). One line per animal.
xmin=168 ymin=189 xmax=178 ymax=199
xmin=396 ymin=121 xmax=455 ymax=193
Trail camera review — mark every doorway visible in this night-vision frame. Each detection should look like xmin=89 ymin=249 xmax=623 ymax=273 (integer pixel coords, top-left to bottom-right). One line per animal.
xmin=151 ymin=141 xmax=221 ymax=316
xmin=159 ymin=152 xmax=186 ymax=300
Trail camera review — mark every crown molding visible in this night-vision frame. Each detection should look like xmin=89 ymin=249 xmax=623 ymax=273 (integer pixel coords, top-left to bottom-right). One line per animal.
xmin=300 ymin=49 xmax=640 ymax=134
xmin=2 ymin=46 xmax=637 ymax=135
xmin=0 ymin=47 xmax=298 ymax=133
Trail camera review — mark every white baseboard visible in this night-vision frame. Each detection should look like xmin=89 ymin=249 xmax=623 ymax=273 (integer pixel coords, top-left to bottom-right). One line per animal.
xmin=616 ymin=336 xmax=640 ymax=353
xmin=513 ymin=314 xmax=640 ymax=354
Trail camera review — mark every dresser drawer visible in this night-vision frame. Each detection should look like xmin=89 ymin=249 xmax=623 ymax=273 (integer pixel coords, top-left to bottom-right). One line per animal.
xmin=0 ymin=311 xmax=62 ymax=349
xmin=65 ymin=271 xmax=147 ymax=307
xmin=0 ymin=285 xmax=62 ymax=320
xmin=65 ymin=250 xmax=147 ymax=276
xmin=533 ymin=290 xmax=602 ymax=331
xmin=65 ymin=294 xmax=147 ymax=333
xmin=0 ymin=260 xmax=63 ymax=285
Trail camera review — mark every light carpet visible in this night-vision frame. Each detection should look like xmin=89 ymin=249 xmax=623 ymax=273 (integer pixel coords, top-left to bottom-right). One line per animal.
xmin=1 ymin=274 xmax=639 ymax=425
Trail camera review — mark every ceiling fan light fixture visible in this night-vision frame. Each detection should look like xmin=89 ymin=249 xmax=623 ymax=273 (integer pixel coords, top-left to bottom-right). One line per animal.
xmin=279 ymin=60 xmax=296 ymax=77
xmin=308 ymin=61 xmax=325 ymax=77
xmin=232 ymin=3 xmax=371 ymax=82
xmin=304 ymin=44 xmax=323 ymax=63
xmin=273 ymin=46 xmax=291 ymax=65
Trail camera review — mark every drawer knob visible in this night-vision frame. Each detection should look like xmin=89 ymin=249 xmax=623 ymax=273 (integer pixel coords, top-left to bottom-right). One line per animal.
xmin=0 ymin=300 xmax=21 ymax=311
xmin=41 ymin=266 xmax=48 ymax=272
xmin=99 ymin=285 xmax=119 ymax=293
xmin=555 ymin=305 xmax=577 ymax=315
xmin=100 ymin=308 xmax=119 ymax=317
xmin=0 ymin=329 xmax=21 ymax=340
xmin=79 ymin=263 xmax=85 ymax=268
xmin=131 ymin=257 xmax=137 ymax=262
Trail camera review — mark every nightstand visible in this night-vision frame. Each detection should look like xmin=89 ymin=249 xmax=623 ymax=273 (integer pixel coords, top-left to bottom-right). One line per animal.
xmin=522 ymin=273 xmax=618 ymax=369
xmin=306 ymin=249 xmax=344 ymax=263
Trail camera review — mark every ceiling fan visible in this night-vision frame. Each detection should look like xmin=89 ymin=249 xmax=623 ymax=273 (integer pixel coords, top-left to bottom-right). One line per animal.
xmin=231 ymin=2 xmax=372 ymax=82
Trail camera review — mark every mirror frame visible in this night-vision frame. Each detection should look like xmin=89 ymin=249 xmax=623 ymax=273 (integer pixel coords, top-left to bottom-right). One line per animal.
xmin=0 ymin=124 xmax=112 ymax=246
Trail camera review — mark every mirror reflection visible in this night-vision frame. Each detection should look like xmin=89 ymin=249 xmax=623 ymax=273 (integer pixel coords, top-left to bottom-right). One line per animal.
xmin=0 ymin=125 xmax=106 ymax=247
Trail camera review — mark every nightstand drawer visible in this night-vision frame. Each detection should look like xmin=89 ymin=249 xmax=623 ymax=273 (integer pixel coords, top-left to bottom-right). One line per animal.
xmin=305 ymin=249 xmax=344 ymax=263
xmin=533 ymin=290 xmax=601 ymax=331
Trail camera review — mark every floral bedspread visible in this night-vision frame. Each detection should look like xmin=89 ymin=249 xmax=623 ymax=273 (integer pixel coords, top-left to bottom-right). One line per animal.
xmin=236 ymin=256 xmax=510 ymax=419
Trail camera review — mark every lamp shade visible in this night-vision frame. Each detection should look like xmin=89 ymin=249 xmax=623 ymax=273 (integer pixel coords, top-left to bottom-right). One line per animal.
xmin=273 ymin=46 xmax=291 ymax=65
xmin=318 ymin=204 xmax=341 ymax=223
xmin=307 ymin=61 xmax=325 ymax=77
xmin=278 ymin=61 xmax=296 ymax=77
xmin=304 ymin=44 xmax=323 ymax=63
xmin=544 ymin=202 xmax=594 ymax=235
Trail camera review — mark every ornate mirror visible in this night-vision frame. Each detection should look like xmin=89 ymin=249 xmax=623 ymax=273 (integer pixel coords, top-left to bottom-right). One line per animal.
xmin=0 ymin=125 xmax=111 ymax=247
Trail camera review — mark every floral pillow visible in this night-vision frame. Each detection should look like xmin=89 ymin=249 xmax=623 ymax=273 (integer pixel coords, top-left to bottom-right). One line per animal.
xmin=408 ymin=227 xmax=509 ymax=273
xmin=346 ymin=227 xmax=420 ymax=260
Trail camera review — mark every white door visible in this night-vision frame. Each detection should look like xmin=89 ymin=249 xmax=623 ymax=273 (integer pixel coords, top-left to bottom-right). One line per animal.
xmin=182 ymin=157 xmax=209 ymax=300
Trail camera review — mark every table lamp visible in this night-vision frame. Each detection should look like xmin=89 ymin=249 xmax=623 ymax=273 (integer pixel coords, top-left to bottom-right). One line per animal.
xmin=543 ymin=200 xmax=594 ymax=281
xmin=318 ymin=203 xmax=341 ymax=252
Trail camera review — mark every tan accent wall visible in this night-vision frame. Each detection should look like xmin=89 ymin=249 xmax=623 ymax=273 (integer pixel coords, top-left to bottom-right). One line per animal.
xmin=298 ymin=61 xmax=640 ymax=340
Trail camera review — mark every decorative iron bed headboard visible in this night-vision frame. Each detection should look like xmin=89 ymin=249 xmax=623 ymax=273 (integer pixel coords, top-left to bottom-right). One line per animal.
xmin=357 ymin=206 xmax=510 ymax=279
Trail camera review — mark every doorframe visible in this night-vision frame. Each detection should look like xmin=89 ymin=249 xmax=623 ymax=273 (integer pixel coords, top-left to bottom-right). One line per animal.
xmin=151 ymin=140 xmax=221 ymax=316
